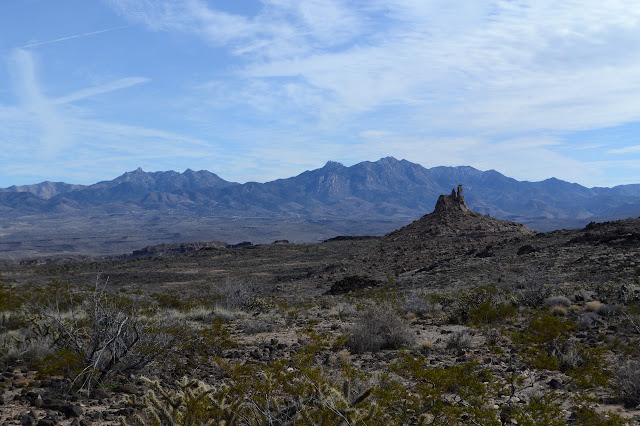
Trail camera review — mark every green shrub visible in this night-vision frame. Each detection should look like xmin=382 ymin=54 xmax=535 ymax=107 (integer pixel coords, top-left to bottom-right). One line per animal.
xmin=450 ymin=284 xmax=516 ymax=326
xmin=510 ymin=311 xmax=578 ymax=371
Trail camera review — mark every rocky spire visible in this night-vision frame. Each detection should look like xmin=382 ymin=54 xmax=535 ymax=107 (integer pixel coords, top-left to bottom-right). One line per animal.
xmin=433 ymin=185 xmax=470 ymax=214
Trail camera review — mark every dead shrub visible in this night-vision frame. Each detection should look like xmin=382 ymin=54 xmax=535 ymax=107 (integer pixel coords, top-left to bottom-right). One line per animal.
xmin=346 ymin=303 xmax=415 ymax=353
xmin=550 ymin=305 xmax=568 ymax=316
xmin=29 ymin=277 xmax=179 ymax=393
xmin=585 ymin=301 xmax=604 ymax=312
xmin=216 ymin=279 xmax=254 ymax=310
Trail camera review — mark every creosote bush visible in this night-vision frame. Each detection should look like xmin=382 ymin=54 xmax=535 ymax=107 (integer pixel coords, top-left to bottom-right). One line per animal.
xmin=346 ymin=303 xmax=415 ymax=353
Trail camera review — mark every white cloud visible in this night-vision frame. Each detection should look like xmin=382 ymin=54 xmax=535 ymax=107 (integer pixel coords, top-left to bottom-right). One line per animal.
xmin=7 ymin=49 xmax=70 ymax=157
xmin=106 ymin=0 xmax=640 ymax=134
xmin=608 ymin=145 xmax=640 ymax=154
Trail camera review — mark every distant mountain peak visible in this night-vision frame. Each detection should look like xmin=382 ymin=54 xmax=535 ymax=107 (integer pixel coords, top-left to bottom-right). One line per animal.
xmin=377 ymin=156 xmax=400 ymax=163
xmin=323 ymin=161 xmax=344 ymax=169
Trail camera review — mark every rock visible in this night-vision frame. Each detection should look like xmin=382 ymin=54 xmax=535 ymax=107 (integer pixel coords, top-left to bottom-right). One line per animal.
xmin=41 ymin=398 xmax=64 ymax=410
xmin=36 ymin=418 xmax=58 ymax=426
xmin=91 ymin=388 xmax=109 ymax=400
xmin=114 ymin=384 xmax=137 ymax=394
xmin=19 ymin=413 xmax=35 ymax=426
xmin=433 ymin=185 xmax=470 ymax=214
xmin=60 ymin=404 xmax=83 ymax=418
xmin=548 ymin=378 xmax=563 ymax=389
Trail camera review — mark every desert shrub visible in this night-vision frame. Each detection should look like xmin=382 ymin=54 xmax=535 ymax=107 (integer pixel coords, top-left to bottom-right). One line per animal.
xmin=0 ymin=330 xmax=50 ymax=369
xmin=596 ymin=303 xmax=618 ymax=317
xmin=29 ymin=278 xmax=181 ymax=393
xmin=0 ymin=283 xmax=27 ymax=312
xmin=400 ymin=289 xmax=442 ymax=316
xmin=346 ymin=303 xmax=415 ymax=353
xmin=568 ymin=406 xmax=625 ymax=425
xmin=383 ymin=356 xmax=499 ymax=424
xmin=484 ymin=327 xmax=502 ymax=346
xmin=240 ymin=318 xmax=278 ymax=334
xmin=550 ymin=305 xmax=568 ymax=316
xmin=216 ymin=279 xmax=254 ymax=310
xmin=510 ymin=311 xmax=578 ymax=371
xmin=615 ymin=359 xmax=640 ymax=408
xmin=513 ymin=278 xmax=554 ymax=308
xmin=504 ymin=392 xmax=566 ymax=426
xmin=450 ymin=284 xmax=516 ymax=325
xmin=544 ymin=296 xmax=572 ymax=307
xmin=585 ymin=300 xmax=604 ymax=312
xmin=446 ymin=329 xmax=474 ymax=351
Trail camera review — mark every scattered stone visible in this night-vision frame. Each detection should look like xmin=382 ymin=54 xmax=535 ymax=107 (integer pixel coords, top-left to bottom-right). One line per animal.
xmin=19 ymin=413 xmax=35 ymax=426
xmin=36 ymin=418 xmax=58 ymax=426
xmin=60 ymin=404 xmax=83 ymax=418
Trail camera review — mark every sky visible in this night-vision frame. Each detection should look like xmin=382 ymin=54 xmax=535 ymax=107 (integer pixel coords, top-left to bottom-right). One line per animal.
xmin=1 ymin=1 xmax=640 ymax=188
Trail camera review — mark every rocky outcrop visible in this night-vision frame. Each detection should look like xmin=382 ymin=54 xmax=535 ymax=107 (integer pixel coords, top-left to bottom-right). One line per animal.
xmin=130 ymin=241 xmax=227 ymax=258
xmin=433 ymin=185 xmax=469 ymax=214
xmin=385 ymin=186 xmax=534 ymax=240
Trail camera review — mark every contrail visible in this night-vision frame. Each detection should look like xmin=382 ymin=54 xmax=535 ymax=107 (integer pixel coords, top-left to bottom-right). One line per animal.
xmin=22 ymin=26 xmax=129 ymax=48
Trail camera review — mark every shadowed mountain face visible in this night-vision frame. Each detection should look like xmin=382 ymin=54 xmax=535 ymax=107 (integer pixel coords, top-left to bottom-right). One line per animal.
xmin=1 ymin=157 xmax=640 ymax=258
xmin=3 ymin=157 xmax=640 ymax=223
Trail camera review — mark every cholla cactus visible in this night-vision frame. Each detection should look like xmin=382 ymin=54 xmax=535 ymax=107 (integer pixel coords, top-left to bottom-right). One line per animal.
xmin=121 ymin=377 xmax=239 ymax=426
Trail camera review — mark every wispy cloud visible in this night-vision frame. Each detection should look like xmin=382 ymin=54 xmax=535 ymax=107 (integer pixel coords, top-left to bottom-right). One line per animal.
xmin=7 ymin=49 xmax=69 ymax=157
xmin=107 ymin=0 xmax=365 ymax=58
xmin=1 ymin=48 xmax=219 ymax=184
xmin=110 ymin=0 xmax=640 ymax=136
xmin=608 ymin=145 xmax=640 ymax=154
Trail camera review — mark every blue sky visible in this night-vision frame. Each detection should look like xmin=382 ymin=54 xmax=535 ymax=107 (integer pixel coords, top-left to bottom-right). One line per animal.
xmin=1 ymin=1 xmax=640 ymax=188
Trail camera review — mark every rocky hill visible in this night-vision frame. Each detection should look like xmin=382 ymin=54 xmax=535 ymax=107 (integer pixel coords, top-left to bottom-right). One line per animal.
xmin=386 ymin=185 xmax=535 ymax=241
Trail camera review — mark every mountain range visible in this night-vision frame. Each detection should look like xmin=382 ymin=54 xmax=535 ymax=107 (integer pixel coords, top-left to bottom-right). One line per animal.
xmin=2 ymin=157 xmax=640 ymax=258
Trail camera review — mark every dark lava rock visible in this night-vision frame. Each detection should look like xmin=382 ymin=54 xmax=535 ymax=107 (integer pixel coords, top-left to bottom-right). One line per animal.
xmin=517 ymin=244 xmax=536 ymax=256
xmin=326 ymin=275 xmax=380 ymax=295
xmin=114 ymin=384 xmax=138 ymax=394
xmin=60 ymin=404 xmax=83 ymax=418
xmin=19 ymin=413 xmax=35 ymax=425
xmin=548 ymin=378 xmax=563 ymax=389
xmin=90 ymin=388 xmax=109 ymax=400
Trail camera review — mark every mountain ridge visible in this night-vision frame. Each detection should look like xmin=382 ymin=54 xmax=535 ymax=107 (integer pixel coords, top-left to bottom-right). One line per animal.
xmin=2 ymin=157 xmax=640 ymax=226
